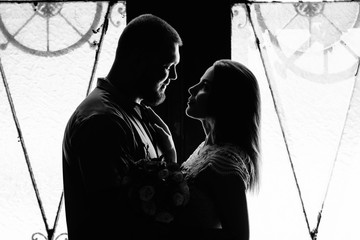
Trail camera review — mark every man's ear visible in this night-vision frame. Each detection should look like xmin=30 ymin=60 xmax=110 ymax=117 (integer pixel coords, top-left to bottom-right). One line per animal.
xmin=123 ymin=49 xmax=147 ymax=82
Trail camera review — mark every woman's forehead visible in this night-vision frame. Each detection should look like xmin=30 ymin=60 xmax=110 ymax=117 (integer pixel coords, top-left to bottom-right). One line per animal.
xmin=201 ymin=66 xmax=215 ymax=81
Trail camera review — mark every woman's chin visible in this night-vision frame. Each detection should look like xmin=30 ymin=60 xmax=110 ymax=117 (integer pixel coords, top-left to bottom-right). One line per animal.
xmin=185 ymin=109 xmax=197 ymax=119
xmin=185 ymin=107 xmax=191 ymax=116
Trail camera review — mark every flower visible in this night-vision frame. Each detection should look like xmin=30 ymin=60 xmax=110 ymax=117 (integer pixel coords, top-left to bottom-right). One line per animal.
xmin=139 ymin=185 xmax=155 ymax=201
xmin=172 ymin=192 xmax=185 ymax=206
xmin=158 ymin=169 xmax=170 ymax=180
xmin=141 ymin=201 xmax=156 ymax=216
xmin=122 ymin=155 xmax=189 ymax=223
xmin=172 ymin=171 xmax=184 ymax=183
xmin=155 ymin=211 xmax=174 ymax=223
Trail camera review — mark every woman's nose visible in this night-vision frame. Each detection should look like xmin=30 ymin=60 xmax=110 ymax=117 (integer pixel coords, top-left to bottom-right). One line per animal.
xmin=188 ymin=84 xmax=197 ymax=95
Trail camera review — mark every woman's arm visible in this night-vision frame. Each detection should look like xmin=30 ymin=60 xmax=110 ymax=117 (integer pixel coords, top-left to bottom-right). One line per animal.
xmin=211 ymin=170 xmax=250 ymax=240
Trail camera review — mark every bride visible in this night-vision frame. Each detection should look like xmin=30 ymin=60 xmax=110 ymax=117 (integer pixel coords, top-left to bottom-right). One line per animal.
xmin=176 ymin=59 xmax=261 ymax=240
xmin=151 ymin=59 xmax=261 ymax=239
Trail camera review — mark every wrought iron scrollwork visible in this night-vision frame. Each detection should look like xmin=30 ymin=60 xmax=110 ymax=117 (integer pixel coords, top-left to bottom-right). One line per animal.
xmin=32 ymin=232 xmax=68 ymax=240
xmin=254 ymin=2 xmax=360 ymax=83
xmin=0 ymin=2 xmax=103 ymax=57
xmin=109 ymin=1 xmax=126 ymax=27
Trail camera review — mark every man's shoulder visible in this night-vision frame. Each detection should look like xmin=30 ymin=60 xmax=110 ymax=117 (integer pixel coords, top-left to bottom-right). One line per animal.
xmin=76 ymin=87 xmax=130 ymax=119
xmin=64 ymin=91 xmax=133 ymax=138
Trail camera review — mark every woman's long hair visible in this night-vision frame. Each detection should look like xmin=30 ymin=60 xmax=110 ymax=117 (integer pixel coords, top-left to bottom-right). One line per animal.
xmin=207 ymin=59 xmax=261 ymax=191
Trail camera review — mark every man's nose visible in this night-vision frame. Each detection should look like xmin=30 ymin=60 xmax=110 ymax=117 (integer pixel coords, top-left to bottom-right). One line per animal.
xmin=169 ymin=66 xmax=177 ymax=80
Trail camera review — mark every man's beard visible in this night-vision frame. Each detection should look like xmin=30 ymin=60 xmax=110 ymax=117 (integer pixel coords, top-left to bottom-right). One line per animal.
xmin=141 ymin=89 xmax=166 ymax=106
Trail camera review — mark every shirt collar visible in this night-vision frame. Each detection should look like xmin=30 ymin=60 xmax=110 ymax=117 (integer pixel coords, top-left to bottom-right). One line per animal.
xmin=96 ymin=77 xmax=146 ymax=115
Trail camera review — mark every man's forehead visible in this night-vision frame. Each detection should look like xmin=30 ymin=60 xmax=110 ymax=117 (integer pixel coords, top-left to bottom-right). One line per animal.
xmin=156 ymin=43 xmax=180 ymax=63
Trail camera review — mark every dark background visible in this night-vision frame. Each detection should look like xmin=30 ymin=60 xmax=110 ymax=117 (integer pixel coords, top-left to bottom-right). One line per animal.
xmin=127 ymin=0 xmax=233 ymax=163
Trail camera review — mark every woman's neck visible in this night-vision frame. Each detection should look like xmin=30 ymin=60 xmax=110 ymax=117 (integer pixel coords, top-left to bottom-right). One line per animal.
xmin=202 ymin=119 xmax=215 ymax=145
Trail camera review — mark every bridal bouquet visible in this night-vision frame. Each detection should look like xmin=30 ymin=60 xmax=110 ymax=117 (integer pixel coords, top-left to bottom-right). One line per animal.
xmin=122 ymin=156 xmax=189 ymax=223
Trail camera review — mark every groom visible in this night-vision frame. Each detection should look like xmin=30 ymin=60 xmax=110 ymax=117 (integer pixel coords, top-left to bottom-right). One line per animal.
xmin=62 ymin=14 xmax=181 ymax=240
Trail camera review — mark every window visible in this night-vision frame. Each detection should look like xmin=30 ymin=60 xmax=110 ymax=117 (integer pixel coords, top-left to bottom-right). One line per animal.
xmin=0 ymin=2 xmax=125 ymax=238
xmin=232 ymin=2 xmax=360 ymax=239
xmin=1 ymin=1 xmax=359 ymax=239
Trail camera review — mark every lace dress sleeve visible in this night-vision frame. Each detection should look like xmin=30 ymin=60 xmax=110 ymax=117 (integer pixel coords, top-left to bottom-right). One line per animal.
xmin=206 ymin=144 xmax=252 ymax=189
xmin=182 ymin=142 xmax=253 ymax=190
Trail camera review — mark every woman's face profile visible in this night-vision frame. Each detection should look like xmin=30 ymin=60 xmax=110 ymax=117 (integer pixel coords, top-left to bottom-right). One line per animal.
xmin=185 ymin=66 xmax=215 ymax=120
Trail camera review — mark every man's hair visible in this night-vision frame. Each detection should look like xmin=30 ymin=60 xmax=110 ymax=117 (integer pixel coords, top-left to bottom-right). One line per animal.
xmin=115 ymin=14 xmax=182 ymax=63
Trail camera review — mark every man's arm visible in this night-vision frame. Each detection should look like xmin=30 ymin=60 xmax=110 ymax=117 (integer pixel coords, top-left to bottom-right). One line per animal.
xmin=74 ymin=115 xmax=131 ymax=237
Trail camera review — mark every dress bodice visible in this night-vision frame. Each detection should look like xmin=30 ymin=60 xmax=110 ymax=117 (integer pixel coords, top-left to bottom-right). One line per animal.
xmin=182 ymin=141 xmax=252 ymax=188
xmin=174 ymin=141 xmax=253 ymax=229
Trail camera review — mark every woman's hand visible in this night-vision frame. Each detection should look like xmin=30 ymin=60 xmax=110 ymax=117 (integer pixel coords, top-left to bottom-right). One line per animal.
xmin=153 ymin=123 xmax=177 ymax=163
xmin=143 ymin=106 xmax=177 ymax=163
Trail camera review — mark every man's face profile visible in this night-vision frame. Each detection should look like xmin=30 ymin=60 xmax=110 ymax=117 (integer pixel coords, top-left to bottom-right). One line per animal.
xmin=139 ymin=43 xmax=180 ymax=106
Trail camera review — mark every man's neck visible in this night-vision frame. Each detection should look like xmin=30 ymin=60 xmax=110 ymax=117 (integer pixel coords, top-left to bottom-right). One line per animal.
xmin=105 ymin=76 xmax=140 ymax=104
